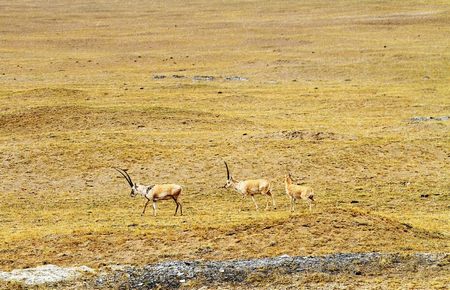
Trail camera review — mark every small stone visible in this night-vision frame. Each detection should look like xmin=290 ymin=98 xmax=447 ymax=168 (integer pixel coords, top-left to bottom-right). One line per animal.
xmin=224 ymin=76 xmax=248 ymax=81
xmin=193 ymin=75 xmax=215 ymax=81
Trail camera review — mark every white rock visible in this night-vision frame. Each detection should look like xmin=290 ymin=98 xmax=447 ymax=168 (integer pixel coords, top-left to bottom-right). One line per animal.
xmin=0 ymin=264 xmax=94 ymax=285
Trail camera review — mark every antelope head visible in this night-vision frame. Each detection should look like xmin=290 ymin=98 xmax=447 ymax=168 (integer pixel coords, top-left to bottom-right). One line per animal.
xmin=223 ymin=161 xmax=235 ymax=188
xmin=115 ymin=168 xmax=138 ymax=197
xmin=285 ymin=172 xmax=293 ymax=183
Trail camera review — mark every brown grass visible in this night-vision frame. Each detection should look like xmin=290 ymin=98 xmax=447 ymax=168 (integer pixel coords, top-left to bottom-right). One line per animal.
xmin=0 ymin=0 xmax=449 ymax=287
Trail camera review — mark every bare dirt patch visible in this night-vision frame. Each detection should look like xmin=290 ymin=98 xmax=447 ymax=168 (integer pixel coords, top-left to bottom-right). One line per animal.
xmin=0 ymin=105 xmax=254 ymax=134
xmin=11 ymin=88 xmax=87 ymax=100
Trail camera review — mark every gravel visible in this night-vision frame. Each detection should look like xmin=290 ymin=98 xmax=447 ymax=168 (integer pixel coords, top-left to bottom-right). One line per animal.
xmin=2 ymin=253 xmax=446 ymax=287
xmin=95 ymin=252 xmax=449 ymax=289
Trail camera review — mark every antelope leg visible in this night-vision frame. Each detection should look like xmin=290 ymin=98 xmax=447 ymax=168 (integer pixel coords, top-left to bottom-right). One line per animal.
xmin=142 ymin=199 xmax=150 ymax=216
xmin=251 ymin=195 xmax=259 ymax=210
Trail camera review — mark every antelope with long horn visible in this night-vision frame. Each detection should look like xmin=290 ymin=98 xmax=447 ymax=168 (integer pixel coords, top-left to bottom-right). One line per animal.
xmin=222 ymin=161 xmax=275 ymax=210
xmin=115 ymin=168 xmax=183 ymax=216
xmin=284 ymin=173 xmax=315 ymax=212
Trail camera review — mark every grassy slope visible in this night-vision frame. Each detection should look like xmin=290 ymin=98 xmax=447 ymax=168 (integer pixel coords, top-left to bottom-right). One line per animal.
xmin=0 ymin=0 xmax=449 ymax=280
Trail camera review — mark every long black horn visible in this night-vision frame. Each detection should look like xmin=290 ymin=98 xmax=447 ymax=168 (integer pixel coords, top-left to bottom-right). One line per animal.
xmin=224 ymin=161 xmax=230 ymax=180
xmin=123 ymin=169 xmax=134 ymax=186
xmin=115 ymin=168 xmax=133 ymax=187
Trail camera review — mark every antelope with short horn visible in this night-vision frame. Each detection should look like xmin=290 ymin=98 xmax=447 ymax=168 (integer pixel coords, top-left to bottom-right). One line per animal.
xmin=284 ymin=172 xmax=315 ymax=212
xmin=115 ymin=168 xmax=183 ymax=216
xmin=222 ymin=161 xmax=275 ymax=210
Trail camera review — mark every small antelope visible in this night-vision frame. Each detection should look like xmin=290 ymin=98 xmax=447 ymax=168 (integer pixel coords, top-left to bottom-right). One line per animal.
xmin=284 ymin=173 xmax=315 ymax=212
xmin=115 ymin=168 xmax=183 ymax=216
xmin=223 ymin=161 xmax=276 ymax=210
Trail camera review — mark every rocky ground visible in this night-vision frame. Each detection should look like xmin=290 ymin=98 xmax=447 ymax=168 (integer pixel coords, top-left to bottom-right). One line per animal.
xmin=24 ymin=252 xmax=444 ymax=289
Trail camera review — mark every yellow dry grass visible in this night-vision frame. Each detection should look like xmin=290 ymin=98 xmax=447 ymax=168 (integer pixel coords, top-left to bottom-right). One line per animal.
xmin=0 ymin=1 xmax=449 ymax=287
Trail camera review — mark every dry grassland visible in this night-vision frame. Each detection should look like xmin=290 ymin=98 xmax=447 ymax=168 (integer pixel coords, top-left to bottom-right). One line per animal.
xmin=0 ymin=0 xmax=449 ymax=287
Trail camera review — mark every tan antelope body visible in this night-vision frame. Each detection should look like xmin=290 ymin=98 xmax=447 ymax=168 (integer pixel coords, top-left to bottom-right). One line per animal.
xmin=285 ymin=173 xmax=314 ymax=212
xmin=115 ymin=168 xmax=183 ymax=216
xmin=223 ymin=162 xmax=276 ymax=210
